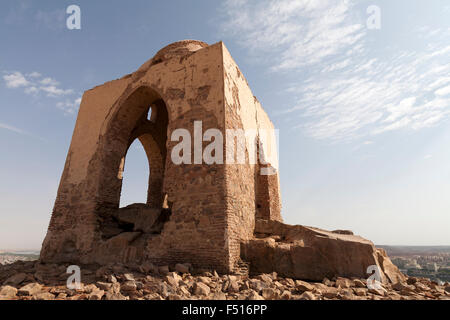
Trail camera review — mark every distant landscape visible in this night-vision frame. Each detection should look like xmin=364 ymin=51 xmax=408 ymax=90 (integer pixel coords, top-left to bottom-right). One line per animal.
xmin=0 ymin=250 xmax=40 ymax=265
xmin=378 ymin=246 xmax=450 ymax=284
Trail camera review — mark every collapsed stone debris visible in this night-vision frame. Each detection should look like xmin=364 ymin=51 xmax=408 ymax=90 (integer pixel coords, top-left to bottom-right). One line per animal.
xmin=0 ymin=261 xmax=449 ymax=300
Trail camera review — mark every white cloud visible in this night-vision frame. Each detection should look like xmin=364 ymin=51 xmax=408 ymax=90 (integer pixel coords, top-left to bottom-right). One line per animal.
xmin=40 ymin=85 xmax=73 ymax=97
xmin=56 ymin=97 xmax=82 ymax=114
xmin=221 ymin=0 xmax=450 ymax=140
xmin=40 ymin=77 xmax=59 ymax=86
xmin=27 ymin=72 xmax=42 ymax=78
xmin=2 ymin=71 xmax=78 ymax=112
xmin=3 ymin=72 xmax=30 ymax=88
xmin=435 ymin=85 xmax=450 ymax=97
xmin=24 ymin=86 xmax=39 ymax=95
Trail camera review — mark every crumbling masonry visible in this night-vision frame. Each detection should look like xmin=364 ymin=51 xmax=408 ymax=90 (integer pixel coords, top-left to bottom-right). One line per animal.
xmin=41 ymin=40 xmax=405 ymax=283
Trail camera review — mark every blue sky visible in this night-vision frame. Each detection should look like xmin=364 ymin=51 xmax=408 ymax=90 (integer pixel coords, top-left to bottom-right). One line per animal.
xmin=1 ymin=0 xmax=449 ymax=250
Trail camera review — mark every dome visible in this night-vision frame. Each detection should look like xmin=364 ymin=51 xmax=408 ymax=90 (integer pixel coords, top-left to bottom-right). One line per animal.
xmin=136 ymin=40 xmax=209 ymax=72
xmin=152 ymin=40 xmax=209 ymax=64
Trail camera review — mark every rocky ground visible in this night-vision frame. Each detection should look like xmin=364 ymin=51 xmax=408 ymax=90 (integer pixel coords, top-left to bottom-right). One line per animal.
xmin=0 ymin=261 xmax=449 ymax=300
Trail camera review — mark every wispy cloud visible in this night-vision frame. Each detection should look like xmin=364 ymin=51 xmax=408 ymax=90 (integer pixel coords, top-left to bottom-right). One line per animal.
xmin=0 ymin=122 xmax=46 ymax=141
xmin=221 ymin=0 xmax=450 ymax=141
xmin=0 ymin=122 xmax=27 ymax=135
xmin=57 ymin=97 xmax=82 ymax=115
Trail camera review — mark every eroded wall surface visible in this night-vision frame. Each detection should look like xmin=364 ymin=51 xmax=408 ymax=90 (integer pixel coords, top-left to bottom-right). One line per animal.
xmin=41 ymin=41 xmax=282 ymax=273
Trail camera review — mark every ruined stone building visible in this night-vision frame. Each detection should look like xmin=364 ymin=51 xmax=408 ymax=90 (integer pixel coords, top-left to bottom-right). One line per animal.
xmin=40 ymin=40 xmax=404 ymax=283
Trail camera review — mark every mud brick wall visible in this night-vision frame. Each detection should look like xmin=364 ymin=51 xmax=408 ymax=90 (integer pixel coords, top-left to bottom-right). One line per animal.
xmin=40 ymin=41 xmax=282 ymax=274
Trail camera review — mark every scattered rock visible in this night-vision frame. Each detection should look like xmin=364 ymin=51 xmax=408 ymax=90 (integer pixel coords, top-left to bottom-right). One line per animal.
xmin=295 ymin=280 xmax=314 ymax=292
xmin=261 ymin=288 xmax=276 ymax=300
xmin=158 ymin=266 xmax=170 ymax=274
xmin=322 ymin=287 xmax=339 ymax=299
xmin=368 ymin=287 xmax=386 ymax=296
xmin=32 ymin=292 xmax=55 ymax=300
xmin=280 ymin=290 xmax=291 ymax=300
xmin=227 ymin=280 xmax=240 ymax=293
xmin=393 ymin=282 xmax=415 ymax=295
xmin=299 ymin=291 xmax=316 ymax=300
xmin=108 ymin=274 xmax=118 ymax=283
xmin=353 ymin=279 xmax=366 ymax=288
xmin=18 ymin=283 xmax=42 ymax=296
xmin=89 ymin=289 xmax=105 ymax=300
xmin=414 ymin=282 xmax=430 ymax=292
xmin=175 ymin=263 xmax=190 ymax=274
xmin=123 ymin=273 xmax=135 ymax=281
xmin=0 ymin=261 xmax=446 ymax=301
xmin=322 ymin=278 xmax=333 ymax=286
xmin=96 ymin=281 xmax=112 ymax=291
xmin=121 ymin=281 xmax=137 ymax=292
xmin=4 ymin=273 xmax=27 ymax=286
xmin=258 ymin=274 xmax=273 ymax=283
xmin=354 ymin=288 xmax=367 ymax=296
xmin=165 ymin=272 xmax=182 ymax=287
xmin=105 ymin=292 xmax=127 ymax=300
xmin=83 ymin=284 xmax=98 ymax=294
xmin=0 ymin=285 xmax=18 ymax=298
xmin=335 ymin=277 xmax=353 ymax=288
xmin=193 ymin=282 xmax=210 ymax=296
xmin=247 ymin=290 xmax=264 ymax=300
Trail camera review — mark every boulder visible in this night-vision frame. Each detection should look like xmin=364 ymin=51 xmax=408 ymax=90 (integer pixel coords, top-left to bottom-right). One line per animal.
xmin=89 ymin=289 xmax=105 ymax=300
xmin=105 ymin=292 xmax=127 ymax=300
xmin=335 ymin=278 xmax=353 ymax=288
xmin=96 ymin=282 xmax=112 ymax=291
xmin=18 ymin=283 xmax=42 ymax=296
xmin=354 ymin=288 xmax=367 ymax=296
xmin=4 ymin=273 xmax=27 ymax=286
xmin=175 ymin=263 xmax=191 ymax=274
xmin=193 ymin=282 xmax=210 ymax=296
xmin=353 ymin=279 xmax=366 ymax=288
xmin=123 ymin=273 xmax=135 ymax=281
xmin=165 ymin=272 xmax=182 ymax=287
xmin=295 ymin=280 xmax=314 ymax=292
xmin=280 ymin=290 xmax=291 ymax=300
xmin=368 ymin=287 xmax=386 ymax=296
xmin=227 ymin=280 xmax=240 ymax=293
xmin=158 ymin=265 xmax=170 ymax=274
xmin=32 ymin=292 xmax=55 ymax=300
xmin=111 ymin=204 xmax=171 ymax=234
xmin=261 ymin=288 xmax=276 ymax=300
xmin=298 ymin=291 xmax=316 ymax=300
xmin=247 ymin=290 xmax=264 ymax=300
xmin=121 ymin=281 xmax=137 ymax=292
xmin=241 ymin=219 xmax=406 ymax=283
xmin=0 ymin=285 xmax=18 ymax=299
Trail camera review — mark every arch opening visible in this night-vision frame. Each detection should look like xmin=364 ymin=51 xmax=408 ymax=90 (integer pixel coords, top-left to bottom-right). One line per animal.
xmin=96 ymin=86 xmax=170 ymax=240
xmin=119 ymin=139 xmax=150 ymax=208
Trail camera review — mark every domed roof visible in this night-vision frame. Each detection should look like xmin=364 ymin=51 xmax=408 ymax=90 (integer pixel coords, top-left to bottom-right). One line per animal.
xmin=136 ymin=40 xmax=209 ymax=72
xmin=152 ymin=40 xmax=209 ymax=63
